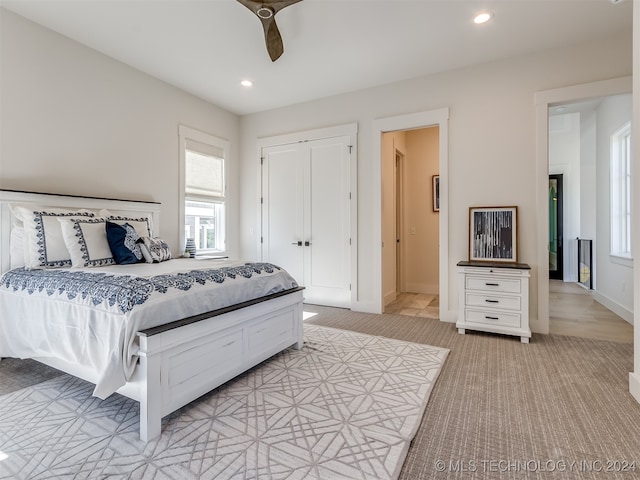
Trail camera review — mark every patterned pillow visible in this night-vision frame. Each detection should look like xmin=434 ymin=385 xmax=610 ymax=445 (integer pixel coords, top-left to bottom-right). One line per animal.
xmin=9 ymin=204 xmax=95 ymax=269
xmin=9 ymin=226 xmax=25 ymax=269
xmin=58 ymin=217 xmax=115 ymax=268
xmin=138 ymin=237 xmax=172 ymax=263
xmin=105 ymin=221 xmax=144 ymax=265
xmin=100 ymin=210 xmax=152 ymax=238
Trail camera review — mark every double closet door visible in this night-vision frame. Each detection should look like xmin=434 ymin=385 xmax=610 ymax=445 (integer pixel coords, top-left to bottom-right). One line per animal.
xmin=261 ymin=136 xmax=351 ymax=308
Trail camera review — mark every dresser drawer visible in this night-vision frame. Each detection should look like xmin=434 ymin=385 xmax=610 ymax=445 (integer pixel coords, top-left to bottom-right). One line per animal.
xmin=466 ymin=309 xmax=521 ymax=328
xmin=466 ymin=292 xmax=521 ymax=311
xmin=466 ymin=276 xmax=521 ymax=294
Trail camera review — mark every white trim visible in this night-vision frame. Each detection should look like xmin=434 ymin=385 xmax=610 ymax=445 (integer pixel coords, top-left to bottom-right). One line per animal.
xmin=257 ymin=123 xmax=357 ymax=148
xmin=630 ymin=372 xmax=640 ymax=404
xmin=178 ymin=125 xmax=230 ymax=255
xmin=534 ymin=76 xmax=632 ymax=335
xmin=593 ymin=291 xmax=634 ymax=325
xmin=371 ymin=108 xmax=452 ymax=320
xmin=610 ymin=254 xmax=633 ymax=268
xmin=256 ymin=123 xmax=358 ymax=308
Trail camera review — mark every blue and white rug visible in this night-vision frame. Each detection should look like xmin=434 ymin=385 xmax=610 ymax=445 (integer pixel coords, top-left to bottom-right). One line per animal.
xmin=0 ymin=325 xmax=448 ymax=480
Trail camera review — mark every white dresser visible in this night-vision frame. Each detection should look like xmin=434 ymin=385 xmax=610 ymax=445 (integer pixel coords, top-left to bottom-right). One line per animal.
xmin=457 ymin=261 xmax=531 ymax=343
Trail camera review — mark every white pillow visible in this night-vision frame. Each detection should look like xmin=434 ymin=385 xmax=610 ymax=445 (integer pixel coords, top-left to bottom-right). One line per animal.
xmin=9 ymin=204 xmax=96 ymax=269
xmin=59 ymin=217 xmax=115 ymax=268
xmin=9 ymin=226 xmax=25 ymax=269
xmin=99 ymin=209 xmax=153 ymax=237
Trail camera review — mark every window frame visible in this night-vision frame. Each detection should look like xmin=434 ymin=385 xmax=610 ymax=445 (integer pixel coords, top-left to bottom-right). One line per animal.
xmin=610 ymin=121 xmax=632 ymax=261
xmin=179 ymin=125 xmax=229 ymax=257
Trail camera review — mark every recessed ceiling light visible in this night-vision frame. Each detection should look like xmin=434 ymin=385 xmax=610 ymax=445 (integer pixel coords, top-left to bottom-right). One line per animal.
xmin=240 ymin=80 xmax=253 ymax=87
xmin=474 ymin=12 xmax=493 ymax=24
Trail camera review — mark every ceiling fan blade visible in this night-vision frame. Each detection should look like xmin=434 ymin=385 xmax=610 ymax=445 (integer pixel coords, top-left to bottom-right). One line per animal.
xmin=262 ymin=17 xmax=284 ymax=62
xmin=268 ymin=0 xmax=303 ymax=15
xmin=236 ymin=0 xmax=302 ymax=61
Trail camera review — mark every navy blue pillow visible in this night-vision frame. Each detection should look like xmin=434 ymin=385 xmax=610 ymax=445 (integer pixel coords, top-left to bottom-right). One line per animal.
xmin=105 ymin=221 xmax=143 ymax=264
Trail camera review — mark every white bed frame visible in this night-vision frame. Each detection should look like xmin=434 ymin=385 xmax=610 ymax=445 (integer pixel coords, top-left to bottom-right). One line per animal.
xmin=0 ymin=189 xmax=304 ymax=442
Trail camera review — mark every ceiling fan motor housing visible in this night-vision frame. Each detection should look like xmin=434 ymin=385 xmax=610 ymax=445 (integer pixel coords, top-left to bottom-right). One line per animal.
xmin=256 ymin=6 xmax=274 ymax=19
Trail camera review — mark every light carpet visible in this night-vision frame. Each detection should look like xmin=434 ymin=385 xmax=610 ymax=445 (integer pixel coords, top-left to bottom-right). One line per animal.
xmin=0 ymin=324 xmax=448 ymax=480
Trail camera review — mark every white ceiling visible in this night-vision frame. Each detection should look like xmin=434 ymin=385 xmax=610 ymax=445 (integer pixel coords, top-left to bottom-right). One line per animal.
xmin=0 ymin=0 xmax=633 ymax=116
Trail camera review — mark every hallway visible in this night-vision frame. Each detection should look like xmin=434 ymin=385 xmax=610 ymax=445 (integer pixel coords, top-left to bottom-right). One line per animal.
xmin=549 ymin=280 xmax=633 ymax=343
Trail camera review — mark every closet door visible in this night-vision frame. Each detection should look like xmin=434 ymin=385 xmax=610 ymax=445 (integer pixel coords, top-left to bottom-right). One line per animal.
xmin=261 ymin=136 xmax=351 ymax=308
xmin=261 ymin=143 xmax=304 ymax=283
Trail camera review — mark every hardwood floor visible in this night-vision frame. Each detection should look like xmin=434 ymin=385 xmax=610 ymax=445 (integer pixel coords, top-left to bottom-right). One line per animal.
xmin=386 ymin=282 xmax=634 ymax=343
xmin=384 ymin=292 xmax=439 ymax=318
xmin=549 ymin=280 xmax=633 ymax=343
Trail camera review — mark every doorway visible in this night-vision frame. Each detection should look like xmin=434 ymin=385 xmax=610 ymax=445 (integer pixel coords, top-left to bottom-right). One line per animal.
xmin=549 ymin=174 xmax=563 ymax=280
xmin=538 ymin=78 xmax=633 ymax=336
xmin=372 ymin=107 xmax=449 ymax=318
xmin=382 ymin=127 xmax=439 ymax=316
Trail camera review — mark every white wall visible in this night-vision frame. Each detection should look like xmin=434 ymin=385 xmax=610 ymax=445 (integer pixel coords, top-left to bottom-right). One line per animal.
xmin=549 ymin=112 xmax=581 ymax=281
xmin=595 ymin=94 xmax=633 ymax=321
xmin=0 ymin=9 xmax=241 ymax=257
xmin=580 ymin=111 xmax=597 ymax=244
xmin=239 ymin=28 xmax=632 ymax=325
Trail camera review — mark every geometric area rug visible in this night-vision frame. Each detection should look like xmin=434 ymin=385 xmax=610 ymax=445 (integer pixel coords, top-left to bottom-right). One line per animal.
xmin=0 ymin=324 xmax=449 ymax=480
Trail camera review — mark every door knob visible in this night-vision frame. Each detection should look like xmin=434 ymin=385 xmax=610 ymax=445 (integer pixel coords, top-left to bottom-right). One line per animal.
xmin=305 ymin=241 xmax=311 ymax=246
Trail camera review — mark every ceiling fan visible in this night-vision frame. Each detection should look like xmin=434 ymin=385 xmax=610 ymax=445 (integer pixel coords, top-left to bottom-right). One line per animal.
xmin=236 ymin=0 xmax=303 ymax=62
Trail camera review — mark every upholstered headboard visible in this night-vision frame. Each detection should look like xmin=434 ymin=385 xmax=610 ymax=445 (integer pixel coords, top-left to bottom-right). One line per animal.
xmin=0 ymin=189 xmax=161 ymax=274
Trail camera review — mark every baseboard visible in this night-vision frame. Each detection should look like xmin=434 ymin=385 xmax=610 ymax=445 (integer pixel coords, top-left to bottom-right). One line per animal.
xmin=629 ymin=372 xmax=640 ymax=404
xmin=529 ymin=316 xmax=550 ymax=335
xmin=593 ymin=291 xmax=633 ymax=325
xmin=383 ymin=291 xmax=397 ymax=306
xmin=440 ymin=310 xmax=457 ymax=323
xmin=352 ymin=300 xmax=382 ymax=314
xmin=405 ymin=283 xmax=439 ymax=295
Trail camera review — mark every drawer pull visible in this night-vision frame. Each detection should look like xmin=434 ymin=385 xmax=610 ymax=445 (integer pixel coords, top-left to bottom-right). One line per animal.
xmin=485 ymin=282 xmax=500 ymax=286
xmin=485 ymin=299 xmax=499 ymax=304
xmin=223 ymin=340 xmax=236 ymax=347
xmin=485 ymin=316 xmax=500 ymax=320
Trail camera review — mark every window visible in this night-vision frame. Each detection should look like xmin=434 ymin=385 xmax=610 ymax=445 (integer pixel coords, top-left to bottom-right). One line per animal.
xmin=179 ymin=126 xmax=228 ymax=255
xmin=610 ymin=121 xmax=631 ymax=259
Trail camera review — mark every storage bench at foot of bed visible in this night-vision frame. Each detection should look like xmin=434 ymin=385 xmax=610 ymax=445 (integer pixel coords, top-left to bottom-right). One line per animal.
xmin=119 ymin=287 xmax=305 ymax=442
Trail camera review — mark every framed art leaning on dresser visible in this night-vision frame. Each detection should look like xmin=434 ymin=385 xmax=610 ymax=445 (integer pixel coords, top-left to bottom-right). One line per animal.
xmin=469 ymin=206 xmax=517 ymax=263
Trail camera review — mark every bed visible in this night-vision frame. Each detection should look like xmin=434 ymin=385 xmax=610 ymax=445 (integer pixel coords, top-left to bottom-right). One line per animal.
xmin=0 ymin=189 xmax=304 ymax=442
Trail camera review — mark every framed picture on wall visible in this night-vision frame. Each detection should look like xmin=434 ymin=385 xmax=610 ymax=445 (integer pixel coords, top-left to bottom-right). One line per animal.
xmin=469 ymin=206 xmax=517 ymax=262
xmin=432 ymin=175 xmax=440 ymax=212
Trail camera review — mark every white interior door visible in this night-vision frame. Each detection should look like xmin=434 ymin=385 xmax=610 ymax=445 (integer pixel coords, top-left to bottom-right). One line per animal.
xmin=261 ymin=136 xmax=351 ymax=308
xmin=304 ymin=136 xmax=351 ymax=307
xmin=261 ymin=143 xmax=303 ymax=282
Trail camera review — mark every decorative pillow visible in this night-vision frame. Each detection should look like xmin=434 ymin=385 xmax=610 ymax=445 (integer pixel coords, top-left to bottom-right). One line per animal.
xmin=100 ymin=209 xmax=153 ymax=238
xmin=138 ymin=237 xmax=172 ymax=263
xmin=9 ymin=227 xmax=25 ymax=269
xmin=59 ymin=217 xmax=115 ymax=268
xmin=105 ymin=221 xmax=144 ymax=265
xmin=9 ymin=204 xmax=95 ymax=269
